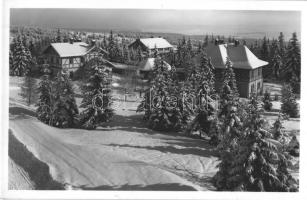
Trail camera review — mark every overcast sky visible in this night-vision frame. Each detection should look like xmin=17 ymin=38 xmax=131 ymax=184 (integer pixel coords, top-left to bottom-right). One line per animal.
xmin=10 ymin=9 xmax=301 ymax=39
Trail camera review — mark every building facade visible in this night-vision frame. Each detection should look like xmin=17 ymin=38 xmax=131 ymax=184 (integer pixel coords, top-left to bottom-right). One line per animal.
xmin=128 ymin=37 xmax=174 ymax=56
xmin=42 ymin=41 xmax=111 ymax=76
xmin=205 ymin=43 xmax=268 ymax=98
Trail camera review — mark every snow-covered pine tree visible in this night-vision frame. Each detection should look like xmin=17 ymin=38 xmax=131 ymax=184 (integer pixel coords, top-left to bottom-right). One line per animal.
xmin=139 ymin=57 xmax=189 ymax=131
xmin=272 ymin=114 xmax=286 ymax=142
xmin=283 ymin=32 xmax=301 ymax=93
xmin=214 ymin=96 xmax=298 ymax=191
xmin=281 ymin=84 xmax=299 ymax=118
xmin=51 ymin=70 xmax=79 ymax=128
xmin=19 ymin=70 xmax=38 ymax=106
xmin=80 ymin=57 xmax=113 ymax=129
xmin=36 ymin=72 xmax=53 ymax=124
xmin=11 ymin=35 xmax=32 ymax=76
xmin=186 ymin=54 xmax=217 ymax=138
xmin=219 ymin=57 xmax=239 ymax=117
xmin=221 ymin=57 xmax=238 ymax=97
xmin=262 ymin=90 xmax=273 ymax=111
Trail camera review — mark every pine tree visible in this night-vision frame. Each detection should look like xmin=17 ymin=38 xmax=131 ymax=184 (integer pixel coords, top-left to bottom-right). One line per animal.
xmin=19 ymin=70 xmax=38 ymax=106
xmin=281 ymin=84 xmax=299 ymax=118
xmin=214 ymin=97 xmax=298 ymax=191
xmin=284 ymin=32 xmax=301 ymax=93
xmin=186 ymin=54 xmax=217 ymax=138
xmin=261 ymin=37 xmax=270 ymax=78
xmin=138 ymin=57 xmax=189 ymax=131
xmin=51 ymin=71 xmax=79 ymax=128
xmin=9 ymin=49 xmax=14 ymax=75
xmin=262 ymin=90 xmax=272 ymax=111
xmin=36 ymin=72 xmax=53 ymax=125
xmin=278 ymin=32 xmax=286 ymax=59
xmin=56 ymin=28 xmax=62 ymax=43
xmin=11 ymin=35 xmax=32 ymax=76
xmin=80 ymin=57 xmax=113 ymax=129
xmin=220 ymin=57 xmax=239 ymax=99
xmin=271 ymin=48 xmax=283 ymax=79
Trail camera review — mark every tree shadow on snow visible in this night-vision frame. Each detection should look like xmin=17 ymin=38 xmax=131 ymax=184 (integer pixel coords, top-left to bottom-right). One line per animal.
xmin=9 ymin=106 xmax=37 ymax=119
xmin=107 ymin=143 xmax=219 ymax=158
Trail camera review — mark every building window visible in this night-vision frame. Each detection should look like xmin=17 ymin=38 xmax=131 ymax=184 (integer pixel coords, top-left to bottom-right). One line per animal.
xmin=69 ymin=58 xmax=73 ymax=64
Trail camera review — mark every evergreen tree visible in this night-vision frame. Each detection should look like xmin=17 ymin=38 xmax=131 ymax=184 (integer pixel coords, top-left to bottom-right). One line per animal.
xmin=51 ymin=71 xmax=79 ymax=128
xmin=138 ymin=57 xmax=189 ymax=131
xmin=261 ymin=37 xmax=270 ymax=77
xmin=56 ymin=28 xmax=62 ymax=43
xmin=220 ymin=57 xmax=239 ymax=98
xmin=284 ymin=32 xmax=301 ymax=93
xmin=214 ymin=97 xmax=298 ymax=191
xmin=281 ymin=84 xmax=299 ymax=118
xmin=202 ymin=35 xmax=209 ymax=49
xmin=278 ymin=32 xmax=286 ymax=59
xmin=9 ymin=49 xmax=14 ymax=75
xmin=271 ymin=41 xmax=283 ymax=79
xmin=19 ymin=70 xmax=38 ymax=106
xmin=186 ymin=54 xmax=217 ymax=138
xmin=36 ymin=72 xmax=53 ymax=125
xmin=80 ymin=57 xmax=113 ymax=129
xmin=262 ymin=90 xmax=272 ymax=111
xmin=11 ymin=35 xmax=32 ymax=76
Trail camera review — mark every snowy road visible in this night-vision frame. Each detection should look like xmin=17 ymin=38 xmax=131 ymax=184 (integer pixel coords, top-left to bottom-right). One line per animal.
xmin=9 ymin=105 xmax=219 ymax=191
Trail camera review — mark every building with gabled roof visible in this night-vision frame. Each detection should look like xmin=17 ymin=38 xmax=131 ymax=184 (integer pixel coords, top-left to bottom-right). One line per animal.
xmin=138 ymin=57 xmax=171 ymax=79
xmin=128 ymin=37 xmax=174 ymax=56
xmin=205 ymin=43 xmax=268 ymax=98
xmin=42 ymin=41 xmax=111 ymax=77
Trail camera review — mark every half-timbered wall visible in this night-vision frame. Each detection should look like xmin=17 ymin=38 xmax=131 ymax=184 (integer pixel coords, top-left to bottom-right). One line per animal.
xmin=61 ymin=57 xmax=81 ymax=71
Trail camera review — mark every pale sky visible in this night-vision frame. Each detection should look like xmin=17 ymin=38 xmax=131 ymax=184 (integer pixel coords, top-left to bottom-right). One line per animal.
xmin=10 ymin=9 xmax=301 ymax=39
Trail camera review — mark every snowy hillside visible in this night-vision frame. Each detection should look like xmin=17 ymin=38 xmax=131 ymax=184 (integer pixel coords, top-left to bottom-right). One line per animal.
xmin=9 ymin=77 xmax=219 ymax=190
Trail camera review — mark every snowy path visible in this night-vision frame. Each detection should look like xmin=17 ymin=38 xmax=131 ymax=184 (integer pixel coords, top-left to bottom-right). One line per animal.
xmin=9 ymin=105 xmax=219 ymax=191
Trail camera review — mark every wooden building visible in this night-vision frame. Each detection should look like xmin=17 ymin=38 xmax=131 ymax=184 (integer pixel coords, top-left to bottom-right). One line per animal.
xmin=42 ymin=41 xmax=111 ymax=77
xmin=128 ymin=37 xmax=174 ymax=56
xmin=205 ymin=43 xmax=268 ymax=98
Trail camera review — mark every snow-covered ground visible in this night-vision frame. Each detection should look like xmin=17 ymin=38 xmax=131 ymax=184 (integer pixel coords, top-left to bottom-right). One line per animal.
xmin=9 ymin=77 xmax=219 ymax=191
xmin=8 ymin=77 xmax=300 ymax=190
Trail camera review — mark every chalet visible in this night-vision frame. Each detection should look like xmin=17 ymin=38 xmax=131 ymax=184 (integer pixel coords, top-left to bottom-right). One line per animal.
xmin=128 ymin=37 xmax=174 ymax=56
xmin=205 ymin=43 xmax=268 ymax=98
xmin=42 ymin=41 xmax=111 ymax=77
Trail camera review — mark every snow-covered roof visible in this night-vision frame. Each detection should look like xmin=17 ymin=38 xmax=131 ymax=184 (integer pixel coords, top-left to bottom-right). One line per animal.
xmin=139 ymin=38 xmax=173 ymax=50
xmin=205 ymin=44 xmax=268 ymax=69
xmin=139 ymin=58 xmax=171 ymax=71
xmin=50 ymin=42 xmax=93 ymax=57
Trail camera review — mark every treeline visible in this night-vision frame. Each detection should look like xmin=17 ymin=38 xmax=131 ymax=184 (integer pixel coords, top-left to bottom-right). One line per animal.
xmin=249 ymin=33 xmax=301 ymax=93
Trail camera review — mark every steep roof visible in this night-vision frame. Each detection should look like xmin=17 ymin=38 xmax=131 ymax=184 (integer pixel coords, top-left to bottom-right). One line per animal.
xmin=139 ymin=38 xmax=173 ymax=49
xmin=48 ymin=42 xmax=106 ymax=58
xmin=139 ymin=58 xmax=171 ymax=71
xmin=205 ymin=44 xmax=268 ymax=69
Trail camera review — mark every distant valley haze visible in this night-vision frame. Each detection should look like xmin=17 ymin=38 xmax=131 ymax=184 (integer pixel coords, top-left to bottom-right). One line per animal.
xmin=10 ymin=9 xmax=301 ymax=40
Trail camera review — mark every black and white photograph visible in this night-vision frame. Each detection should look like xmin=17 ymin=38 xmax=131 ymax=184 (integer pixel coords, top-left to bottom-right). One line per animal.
xmin=1 ymin=0 xmax=306 ymax=199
